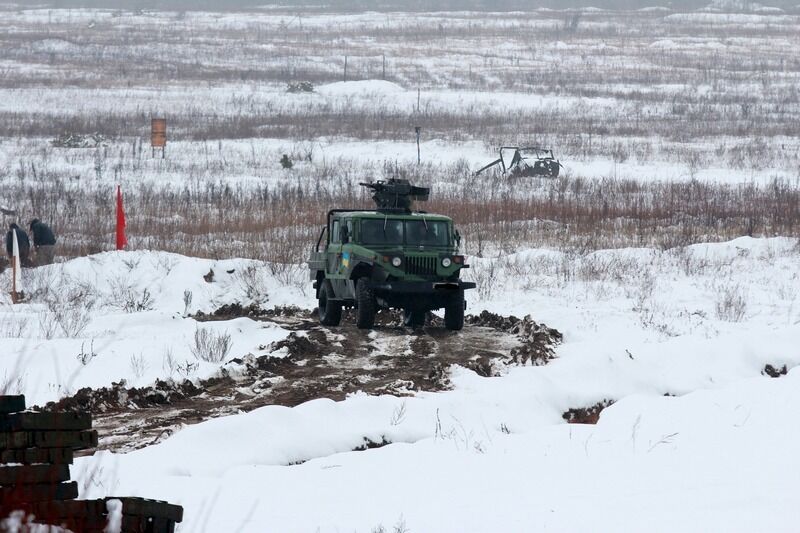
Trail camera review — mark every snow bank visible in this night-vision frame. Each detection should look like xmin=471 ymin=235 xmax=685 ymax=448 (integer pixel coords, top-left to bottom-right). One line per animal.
xmin=0 ymin=251 xmax=301 ymax=405
xmin=75 ymin=369 xmax=800 ymax=532
xmin=54 ymin=236 xmax=800 ymax=531
xmin=650 ymin=39 xmax=679 ymax=49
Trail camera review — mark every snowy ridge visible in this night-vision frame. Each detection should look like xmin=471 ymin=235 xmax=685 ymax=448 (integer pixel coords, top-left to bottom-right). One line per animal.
xmin=0 ymin=251 xmax=299 ymax=405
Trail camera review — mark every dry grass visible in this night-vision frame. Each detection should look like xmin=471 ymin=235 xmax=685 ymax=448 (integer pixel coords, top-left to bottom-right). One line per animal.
xmin=2 ymin=159 xmax=797 ymax=265
xmin=0 ymin=8 xmax=798 ymax=265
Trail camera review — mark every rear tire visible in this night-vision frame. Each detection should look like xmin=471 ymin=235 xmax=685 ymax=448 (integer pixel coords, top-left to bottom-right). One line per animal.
xmin=356 ymin=278 xmax=376 ymax=329
xmin=318 ymin=281 xmax=342 ymax=326
xmin=444 ymin=291 xmax=465 ymax=331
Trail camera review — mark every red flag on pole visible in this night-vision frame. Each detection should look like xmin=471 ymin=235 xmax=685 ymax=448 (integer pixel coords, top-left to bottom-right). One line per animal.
xmin=116 ymin=185 xmax=127 ymax=250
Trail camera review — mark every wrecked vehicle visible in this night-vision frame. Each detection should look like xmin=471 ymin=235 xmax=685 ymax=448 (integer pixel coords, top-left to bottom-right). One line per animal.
xmin=475 ymin=146 xmax=563 ymax=178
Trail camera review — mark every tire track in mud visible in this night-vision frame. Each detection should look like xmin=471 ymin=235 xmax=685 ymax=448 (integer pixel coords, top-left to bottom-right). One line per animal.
xmin=43 ymin=307 xmax=562 ymax=453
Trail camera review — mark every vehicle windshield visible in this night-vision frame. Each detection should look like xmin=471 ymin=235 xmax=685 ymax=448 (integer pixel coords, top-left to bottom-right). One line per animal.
xmin=404 ymin=220 xmax=449 ymax=246
xmin=360 ymin=219 xmax=449 ymax=246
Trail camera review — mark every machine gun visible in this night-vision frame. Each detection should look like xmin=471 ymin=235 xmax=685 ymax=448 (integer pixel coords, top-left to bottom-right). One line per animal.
xmin=359 ymin=179 xmax=430 ymax=213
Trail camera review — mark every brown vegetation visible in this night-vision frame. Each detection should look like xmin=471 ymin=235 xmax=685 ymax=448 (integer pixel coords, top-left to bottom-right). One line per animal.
xmin=2 ymin=161 xmax=797 ymax=264
xmin=0 ymin=9 xmax=798 ymax=264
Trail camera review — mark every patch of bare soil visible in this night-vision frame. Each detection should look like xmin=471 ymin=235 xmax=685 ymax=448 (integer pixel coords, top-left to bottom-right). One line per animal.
xmin=562 ymin=400 xmax=615 ymax=425
xmin=45 ymin=380 xmax=202 ymax=413
xmin=762 ymin=364 xmax=789 ymax=378
xmin=40 ymin=308 xmax=562 ymax=453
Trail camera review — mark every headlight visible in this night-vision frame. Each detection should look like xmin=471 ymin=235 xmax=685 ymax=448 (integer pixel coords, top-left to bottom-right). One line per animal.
xmin=441 ymin=257 xmax=452 ymax=267
xmin=391 ymin=257 xmax=402 ymax=267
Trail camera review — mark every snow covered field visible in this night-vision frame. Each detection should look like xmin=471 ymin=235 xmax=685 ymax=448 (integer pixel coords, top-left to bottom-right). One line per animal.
xmin=2 ymin=236 xmax=798 ymax=531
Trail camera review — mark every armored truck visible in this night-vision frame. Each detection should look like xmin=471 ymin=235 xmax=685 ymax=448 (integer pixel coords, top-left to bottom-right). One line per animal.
xmin=308 ymin=179 xmax=475 ymax=330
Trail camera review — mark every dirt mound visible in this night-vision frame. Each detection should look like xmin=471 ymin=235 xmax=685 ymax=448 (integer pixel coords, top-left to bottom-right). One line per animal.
xmin=44 ymin=379 xmax=202 ymax=413
xmin=466 ymin=311 xmax=563 ymax=365
xmin=762 ymin=364 xmax=789 ymax=378
xmin=194 ymin=304 xmax=312 ymax=321
xmin=562 ymin=399 xmax=615 ymax=424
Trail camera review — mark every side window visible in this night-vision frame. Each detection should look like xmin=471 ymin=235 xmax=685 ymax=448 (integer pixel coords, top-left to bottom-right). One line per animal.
xmin=331 ymin=220 xmax=340 ymax=244
xmin=345 ymin=220 xmax=353 ymax=242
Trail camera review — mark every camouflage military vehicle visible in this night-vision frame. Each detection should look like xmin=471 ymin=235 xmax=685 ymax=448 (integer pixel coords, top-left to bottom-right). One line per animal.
xmin=308 ymin=179 xmax=475 ymax=330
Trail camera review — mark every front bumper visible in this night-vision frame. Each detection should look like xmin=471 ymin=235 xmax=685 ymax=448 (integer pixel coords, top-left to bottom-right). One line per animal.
xmin=369 ymin=280 xmax=476 ymax=294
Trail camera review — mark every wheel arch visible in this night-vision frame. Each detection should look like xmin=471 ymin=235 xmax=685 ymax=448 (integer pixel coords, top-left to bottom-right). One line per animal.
xmin=349 ymin=261 xmax=374 ymax=282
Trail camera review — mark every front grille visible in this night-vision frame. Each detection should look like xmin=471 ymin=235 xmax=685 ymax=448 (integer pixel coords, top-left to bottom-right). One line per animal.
xmin=405 ymin=256 xmax=437 ymax=276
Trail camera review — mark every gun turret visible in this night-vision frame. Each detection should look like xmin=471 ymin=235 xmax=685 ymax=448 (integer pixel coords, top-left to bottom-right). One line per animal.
xmin=359 ymin=179 xmax=430 ymax=213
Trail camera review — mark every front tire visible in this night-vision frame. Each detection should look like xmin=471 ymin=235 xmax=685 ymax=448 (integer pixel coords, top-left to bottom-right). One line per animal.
xmin=318 ymin=281 xmax=342 ymax=326
xmin=356 ymin=278 xmax=376 ymax=329
xmin=444 ymin=291 xmax=465 ymax=331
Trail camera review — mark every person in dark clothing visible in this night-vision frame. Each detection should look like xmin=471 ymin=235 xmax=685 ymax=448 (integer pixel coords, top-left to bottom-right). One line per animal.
xmin=5 ymin=223 xmax=32 ymax=268
xmin=29 ymin=218 xmax=57 ymax=266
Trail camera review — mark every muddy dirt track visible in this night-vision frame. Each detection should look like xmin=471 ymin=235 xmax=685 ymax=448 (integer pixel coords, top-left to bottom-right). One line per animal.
xmin=44 ymin=307 xmax=562 ymax=453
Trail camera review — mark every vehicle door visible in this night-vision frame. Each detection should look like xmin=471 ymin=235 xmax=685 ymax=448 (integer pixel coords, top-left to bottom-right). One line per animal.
xmin=327 ymin=219 xmax=342 ymax=277
xmin=339 ymin=219 xmax=354 ymax=276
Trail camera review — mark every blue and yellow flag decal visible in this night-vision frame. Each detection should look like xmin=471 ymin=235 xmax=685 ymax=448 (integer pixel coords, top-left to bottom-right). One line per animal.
xmin=342 ymin=251 xmax=351 ymax=268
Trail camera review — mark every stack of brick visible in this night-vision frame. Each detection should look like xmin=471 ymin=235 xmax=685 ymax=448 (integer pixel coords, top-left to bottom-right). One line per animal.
xmin=1 ymin=395 xmax=183 ymax=533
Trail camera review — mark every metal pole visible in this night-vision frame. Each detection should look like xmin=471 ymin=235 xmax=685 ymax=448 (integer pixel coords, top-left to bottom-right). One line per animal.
xmin=415 ymin=126 xmax=421 ymax=165
xmin=11 ymin=254 xmax=17 ymax=304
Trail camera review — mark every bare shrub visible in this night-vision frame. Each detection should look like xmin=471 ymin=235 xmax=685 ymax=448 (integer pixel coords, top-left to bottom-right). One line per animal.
xmin=25 ymin=269 xmax=96 ymax=338
xmin=36 ymin=283 xmax=96 ymax=338
xmin=129 ymin=353 xmax=148 ymax=379
xmin=162 ymin=347 xmax=177 ymax=379
xmin=715 ymin=285 xmax=748 ymax=322
xmin=182 ymin=290 xmax=193 ymax=317
xmin=109 ymin=278 xmax=155 ymax=313
xmin=52 ymin=304 xmax=92 ymax=338
xmin=176 ymin=359 xmax=199 ymax=379
xmin=0 ymin=316 xmax=29 ymax=338
xmin=76 ymin=340 xmax=98 ymax=366
xmin=153 ymin=254 xmax=178 ymax=275
xmin=190 ymin=327 xmax=232 ymax=363
xmin=468 ymin=259 xmax=499 ymax=299
xmin=630 ymin=271 xmax=656 ymax=313
xmin=37 ymin=310 xmax=59 ymax=339
xmin=267 ymin=262 xmax=307 ymax=293
xmin=236 ymin=264 xmax=270 ymax=303
xmin=1 ymin=371 xmax=25 ymax=396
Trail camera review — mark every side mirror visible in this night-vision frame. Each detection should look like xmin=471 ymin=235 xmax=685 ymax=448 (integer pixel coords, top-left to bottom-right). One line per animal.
xmin=454 ymin=230 xmax=462 ymax=248
xmin=340 ymin=225 xmax=350 ymax=244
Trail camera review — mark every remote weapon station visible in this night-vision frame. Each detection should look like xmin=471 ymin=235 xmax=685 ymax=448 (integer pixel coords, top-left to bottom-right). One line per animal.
xmin=308 ymin=179 xmax=475 ymax=330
